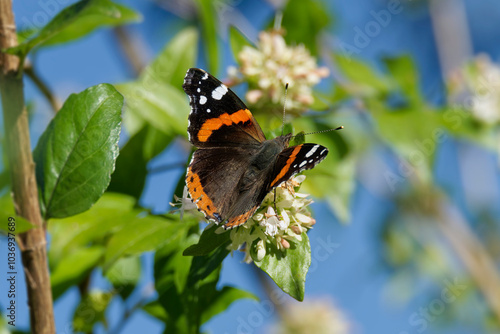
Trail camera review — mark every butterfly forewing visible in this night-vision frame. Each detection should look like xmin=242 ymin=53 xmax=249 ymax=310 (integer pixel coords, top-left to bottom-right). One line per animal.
xmin=183 ymin=68 xmax=266 ymax=148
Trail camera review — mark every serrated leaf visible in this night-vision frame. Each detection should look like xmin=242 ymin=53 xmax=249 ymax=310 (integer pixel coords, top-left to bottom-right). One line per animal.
xmin=229 ymin=26 xmax=254 ymax=63
xmin=34 ymin=84 xmax=123 ymax=219
xmin=0 ymin=194 xmax=34 ymax=234
xmin=183 ymin=224 xmax=231 ymax=256
xmin=201 ymin=286 xmax=258 ymax=324
xmin=254 ymin=233 xmax=311 ymax=301
xmin=105 ymin=255 xmax=141 ymax=300
xmin=6 ymin=0 xmax=140 ymax=58
xmin=51 ymin=246 xmax=103 ymax=300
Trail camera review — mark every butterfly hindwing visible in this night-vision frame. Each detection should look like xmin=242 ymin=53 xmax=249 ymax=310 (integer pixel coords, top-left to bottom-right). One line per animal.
xmin=183 ymin=68 xmax=266 ymax=148
xmin=186 ymin=146 xmax=259 ymax=223
xmin=268 ymin=143 xmax=329 ymax=189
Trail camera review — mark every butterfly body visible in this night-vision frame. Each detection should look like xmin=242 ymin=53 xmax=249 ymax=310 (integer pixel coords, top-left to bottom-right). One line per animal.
xmin=183 ymin=68 xmax=328 ymax=229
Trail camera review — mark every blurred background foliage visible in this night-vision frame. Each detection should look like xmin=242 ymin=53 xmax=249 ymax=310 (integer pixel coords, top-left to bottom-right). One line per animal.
xmin=1 ymin=0 xmax=500 ymax=333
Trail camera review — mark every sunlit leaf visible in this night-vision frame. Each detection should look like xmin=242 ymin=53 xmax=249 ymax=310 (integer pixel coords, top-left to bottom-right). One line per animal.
xmin=0 ymin=194 xmax=34 ymax=234
xmin=6 ymin=0 xmax=140 ymax=58
xmin=105 ymin=255 xmax=141 ymax=300
xmin=34 ymin=84 xmax=123 ymax=219
xmin=195 ymin=0 xmax=219 ymax=74
xmin=254 ymin=233 xmax=311 ymax=301
xmin=103 ymin=215 xmax=190 ymax=271
xmin=48 ymin=193 xmax=137 ymax=266
xmin=51 ymin=246 xmax=103 ymax=300
xmin=229 ymin=25 xmax=254 ymax=63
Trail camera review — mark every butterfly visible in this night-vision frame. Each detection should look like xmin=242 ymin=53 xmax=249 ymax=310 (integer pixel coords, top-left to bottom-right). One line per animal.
xmin=183 ymin=68 xmax=329 ymax=229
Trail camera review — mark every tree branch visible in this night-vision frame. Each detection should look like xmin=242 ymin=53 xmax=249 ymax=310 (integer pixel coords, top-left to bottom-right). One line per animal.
xmin=0 ymin=1 xmax=55 ymax=333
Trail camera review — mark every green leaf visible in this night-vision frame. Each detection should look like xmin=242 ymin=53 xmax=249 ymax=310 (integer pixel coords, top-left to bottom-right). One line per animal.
xmin=383 ymin=55 xmax=423 ymax=107
xmin=229 ymin=26 xmax=254 ymax=63
xmin=140 ymin=27 xmax=198 ymax=90
xmin=117 ymin=80 xmax=188 ymax=137
xmin=290 ymin=131 xmax=306 ymax=146
xmin=200 ymin=286 xmax=258 ymax=324
xmin=103 ymin=216 xmax=190 ymax=271
xmin=108 ymin=125 xmax=172 ymax=199
xmin=105 ymin=255 xmax=141 ymax=300
xmin=187 ymin=245 xmax=230 ymax=287
xmin=107 ymin=127 xmax=149 ymax=198
xmin=0 ymin=194 xmax=34 ymax=234
xmin=333 ymin=53 xmax=392 ymax=96
xmin=254 ymin=233 xmax=311 ymax=301
xmin=51 ymin=246 xmax=104 ymax=300
xmin=142 ymin=301 xmax=168 ymax=322
xmin=73 ymin=291 xmax=112 ymax=333
xmin=183 ymin=224 xmax=231 ymax=256
xmin=117 ymin=27 xmax=197 ymax=137
xmin=48 ymin=193 xmax=137 ymax=266
xmin=280 ymin=0 xmax=330 ymax=55
xmin=6 ymin=0 xmax=141 ymax=58
xmin=34 ymin=84 xmax=122 ymax=219
xmin=195 ymin=0 xmax=219 ymax=74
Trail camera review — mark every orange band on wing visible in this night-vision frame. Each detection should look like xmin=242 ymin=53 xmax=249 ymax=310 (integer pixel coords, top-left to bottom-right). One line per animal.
xmin=223 ymin=206 xmax=258 ymax=229
xmin=197 ymin=109 xmax=253 ymax=142
xmin=270 ymin=145 xmax=303 ymax=187
xmin=186 ymin=168 xmax=217 ymax=217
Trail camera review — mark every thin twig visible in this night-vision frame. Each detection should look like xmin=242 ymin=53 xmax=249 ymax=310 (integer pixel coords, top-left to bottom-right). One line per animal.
xmin=24 ymin=62 xmax=61 ymax=112
xmin=112 ymin=26 xmax=146 ymax=77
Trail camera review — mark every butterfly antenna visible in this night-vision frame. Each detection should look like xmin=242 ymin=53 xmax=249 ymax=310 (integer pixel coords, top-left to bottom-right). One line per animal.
xmin=291 ymin=126 xmax=344 ymax=138
xmin=281 ymin=83 xmax=289 ymax=136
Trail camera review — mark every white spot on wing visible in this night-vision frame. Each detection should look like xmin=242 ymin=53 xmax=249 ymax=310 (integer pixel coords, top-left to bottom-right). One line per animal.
xmin=207 ymin=109 xmax=211 ymax=113
xmin=321 ymin=148 xmax=327 ymax=155
xmin=309 ymin=159 xmax=313 ymax=163
xmin=202 ymin=72 xmax=209 ymax=80
xmin=305 ymin=145 xmax=320 ymax=158
xmin=212 ymin=84 xmax=228 ymax=100
xmin=299 ymin=160 xmax=307 ymax=168
xmin=200 ymin=96 xmax=207 ymax=105
xmin=197 ymin=88 xmax=201 ymax=93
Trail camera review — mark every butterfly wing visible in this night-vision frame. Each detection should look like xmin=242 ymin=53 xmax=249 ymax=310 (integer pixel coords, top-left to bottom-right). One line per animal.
xmin=183 ymin=68 xmax=266 ymax=148
xmin=268 ymin=144 xmax=329 ymax=189
xmin=186 ymin=146 xmax=259 ymax=223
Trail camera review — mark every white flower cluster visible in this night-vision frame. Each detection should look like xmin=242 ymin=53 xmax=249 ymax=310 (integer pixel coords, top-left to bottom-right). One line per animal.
xmin=233 ymin=30 xmax=329 ymax=114
xmin=449 ymin=54 xmax=500 ymax=125
xmin=172 ymin=176 xmax=316 ymax=264
xmin=222 ymin=175 xmax=316 ymax=263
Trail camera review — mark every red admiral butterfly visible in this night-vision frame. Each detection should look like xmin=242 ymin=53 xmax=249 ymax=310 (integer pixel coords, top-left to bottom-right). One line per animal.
xmin=183 ymin=68 xmax=329 ymax=229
